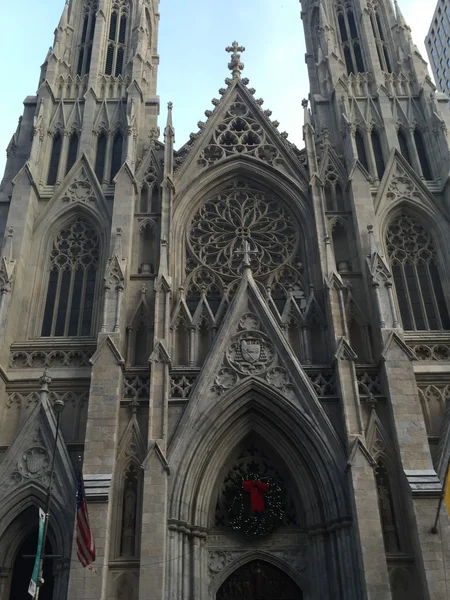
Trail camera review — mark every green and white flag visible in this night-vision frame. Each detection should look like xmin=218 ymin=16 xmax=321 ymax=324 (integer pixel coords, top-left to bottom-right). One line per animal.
xmin=28 ymin=508 xmax=46 ymax=597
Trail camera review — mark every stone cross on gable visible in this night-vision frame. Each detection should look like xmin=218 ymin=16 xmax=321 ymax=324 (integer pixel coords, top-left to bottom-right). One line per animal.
xmin=226 ymin=41 xmax=245 ymax=79
xmin=235 ymin=239 xmax=259 ymax=269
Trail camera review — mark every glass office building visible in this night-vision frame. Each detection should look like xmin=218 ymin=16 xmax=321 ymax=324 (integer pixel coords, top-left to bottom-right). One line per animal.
xmin=426 ymin=0 xmax=450 ymax=93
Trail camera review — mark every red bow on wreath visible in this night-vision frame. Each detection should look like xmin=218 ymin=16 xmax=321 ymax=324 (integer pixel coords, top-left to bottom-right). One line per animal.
xmin=243 ymin=480 xmax=270 ymax=513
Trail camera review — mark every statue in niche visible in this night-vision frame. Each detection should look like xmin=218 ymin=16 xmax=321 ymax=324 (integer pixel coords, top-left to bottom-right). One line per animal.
xmin=376 ymin=461 xmax=401 ymax=552
xmin=120 ymin=465 xmax=138 ymax=557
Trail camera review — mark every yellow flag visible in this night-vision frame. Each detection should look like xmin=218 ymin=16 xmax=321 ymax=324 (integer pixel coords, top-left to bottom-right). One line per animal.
xmin=445 ymin=463 xmax=450 ymax=516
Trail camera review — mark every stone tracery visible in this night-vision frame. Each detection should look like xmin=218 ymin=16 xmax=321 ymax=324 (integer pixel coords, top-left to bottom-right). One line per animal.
xmin=198 ymin=95 xmax=280 ymax=168
xmin=188 ymin=181 xmax=297 ymax=281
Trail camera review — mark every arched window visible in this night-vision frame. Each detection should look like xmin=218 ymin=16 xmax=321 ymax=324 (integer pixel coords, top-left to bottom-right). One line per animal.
xmin=310 ymin=7 xmax=320 ymax=63
xmin=371 ymin=129 xmax=385 ymax=179
xmin=332 ymin=219 xmax=352 ymax=273
xmin=370 ymin=5 xmax=392 ymax=72
xmin=414 ymin=128 xmax=433 ymax=180
xmin=41 ymin=219 xmax=100 ymax=337
xmin=47 ymin=132 xmax=62 ymax=185
xmin=77 ymin=0 xmax=97 ymax=76
xmin=397 ymin=128 xmax=411 ymax=165
xmin=66 ymin=132 xmax=79 ymax=175
xmin=324 ymin=181 xmax=346 ymax=211
xmin=386 ymin=214 xmax=450 ymax=331
xmin=104 ymin=0 xmax=129 ymax=76
xmin=337 ymin=1 xmax=365 ymax=74
xmin=110 ymin=131 xmax=123 ymax=182
xmin=376 ymin=460 xmax=401 ymax=553
xmin=95 ymin=131 xmax=107 ymax=182
xmin=120 ymin=464 xmax=140 ymax=557
xmin=355 ymin=129 xmax=369 ymax=171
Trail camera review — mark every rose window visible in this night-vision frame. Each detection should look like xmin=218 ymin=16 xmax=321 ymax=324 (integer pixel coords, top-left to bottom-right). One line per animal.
xmin=188 ymin=182 xmax=298 ymax=280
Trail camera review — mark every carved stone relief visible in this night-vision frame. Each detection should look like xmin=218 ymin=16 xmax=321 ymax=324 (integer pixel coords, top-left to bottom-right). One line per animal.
xmin=61 ymin=168 xmax=97 ymax=204
xmin=198 ymin=94 xmax=281 ymax=168
xmin=210 ymin=313 xmax=295 ymax=399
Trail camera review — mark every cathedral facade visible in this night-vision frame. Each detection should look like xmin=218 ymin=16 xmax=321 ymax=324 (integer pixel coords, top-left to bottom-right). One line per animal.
xmin=1 ymin=0 xmax=450 ymax=598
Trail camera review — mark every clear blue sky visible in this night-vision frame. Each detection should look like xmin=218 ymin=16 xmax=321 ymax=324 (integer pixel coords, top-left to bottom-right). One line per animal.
xmin=0 ymin=0 xmax=435 ymax=178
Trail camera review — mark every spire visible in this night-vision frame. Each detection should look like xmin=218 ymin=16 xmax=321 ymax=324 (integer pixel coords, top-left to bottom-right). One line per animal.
xmin=164 ymin=102 xmax=175 ymax=178
xmin=394 ymin=0 xmax=411 ymax=35
xmin=302 ymin=98 xmax=311 ymax=126
xmin=57 ymin=0 xmax=69 ymax=30
xmin=226 ymin=41 xmax=245 ymax=79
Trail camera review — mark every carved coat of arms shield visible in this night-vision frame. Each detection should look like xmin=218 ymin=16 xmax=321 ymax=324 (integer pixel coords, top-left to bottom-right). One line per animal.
xmin=240 ymin=339 xmax=261 ymax=364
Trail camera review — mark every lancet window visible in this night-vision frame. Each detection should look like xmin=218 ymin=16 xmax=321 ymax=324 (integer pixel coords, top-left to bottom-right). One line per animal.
xmin=110 ymin=131 xmax=123 ymax=182
xmin=386 ymin=214 xmax=450 ymax=331
xmin=376 ymin=460 xmax=401 ymax=553
xmin=371 ymin=129 xmax=385 ymax=179
xmin=47 ymin=131 xmax=62 ymax=185
xmin=323 ymin=163 xmax=346 ymax=211
xmin=105 ymin=0 xmax=129 ymax=77
xmin=397 ymin=128 xmax=411 ymax=165
xmin=355 ymin=128 xmax=369 ymax=172
xmin=95 ymin=131 xmax=107 ymax=182
xmin=41 ymin=219 xmax=100 ymax=337
xmin=369 ymin=2 xmax=392 ymax=73
xmin=120 ymin=464 xmax=140 ymax=557
xmin=77 ymin=0 xmax=98 ymax=76
xmin=336 ymin=0 xmax=365 ymax=74
xmin=414 ymin=128 xmax=432 ymax=180
xmin=66 ymin=132 xmax=79 ymax=175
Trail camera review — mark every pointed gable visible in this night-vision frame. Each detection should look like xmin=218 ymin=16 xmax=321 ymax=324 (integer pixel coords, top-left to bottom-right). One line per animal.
xmin=171 ymin=267 xmax=342 ymax=448
xmin=174 ymin=77 xmax=308 ymax=184
xmin=374 ymin=150 xmax=445 ymax=217
xmin=34 ymin=154 xmax=111 ymax=230
xmin=0 ymin=391 xmax=76 ymax=508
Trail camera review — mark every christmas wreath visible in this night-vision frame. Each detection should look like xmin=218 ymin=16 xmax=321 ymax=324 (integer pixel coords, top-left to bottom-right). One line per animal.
xmin=226 ymin=472 xmax=285 ymax=537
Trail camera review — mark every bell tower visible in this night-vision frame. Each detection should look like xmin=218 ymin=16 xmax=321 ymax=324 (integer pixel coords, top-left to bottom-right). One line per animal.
xmin=0 ymin=0 xmax=160 ymax=200
xmin=299 ymin=0 xmax=450 ymax=598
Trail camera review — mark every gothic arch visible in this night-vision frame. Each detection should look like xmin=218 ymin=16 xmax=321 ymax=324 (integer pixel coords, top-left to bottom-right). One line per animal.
xmin=209 ymin=551 xmax=308 ymax=597
xmin=169 ymin=381 xmax=350 ymax=529
xmin=171 ymin=158 xmax=315 ymax=290
xmin=25 ymin=206 xmax=108 ymax=339
xmin=0 ymin=487 xmax=74 ymax=600
xmin=379 ymin=203 xmax=450 ymax=330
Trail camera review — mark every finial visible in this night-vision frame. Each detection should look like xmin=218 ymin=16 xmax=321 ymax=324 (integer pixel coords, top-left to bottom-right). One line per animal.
xmin=140 ymin=283 xmax=148 ymax=296
xmin=367 ymin=224 xmax=377 ymax=256
xmin=235 ymin=239 xmax=259 ymax=270
xmin=39 ymin=369 xmax=52 ymax=403
xmin=130 ymin=397 xmax=140 ymax=416
xmin=226 ymin=41 xmax=245 ymax=79
xmin=3 ymin=227 xmax=14 ymax=262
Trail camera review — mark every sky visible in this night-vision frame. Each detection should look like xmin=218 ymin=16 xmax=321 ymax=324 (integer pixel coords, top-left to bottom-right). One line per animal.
xmin=0 ymin=0 xmax=437 ymax=178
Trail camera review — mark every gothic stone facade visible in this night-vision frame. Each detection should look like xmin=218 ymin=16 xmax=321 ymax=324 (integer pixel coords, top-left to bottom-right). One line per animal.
xmin=1 ymin=0 xmax=450 ymax=599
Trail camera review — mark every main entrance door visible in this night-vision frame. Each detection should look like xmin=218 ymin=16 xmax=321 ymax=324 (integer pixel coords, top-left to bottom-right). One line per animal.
xmin=217 ymin=560 xmax=303 ymax=600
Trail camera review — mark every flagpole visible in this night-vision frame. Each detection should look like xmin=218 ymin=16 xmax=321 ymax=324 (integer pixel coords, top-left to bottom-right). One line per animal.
xmin=34 ymin=370 xmax=65 ymax=600
xmin=431 ymin=456 xmax=450 ymax=534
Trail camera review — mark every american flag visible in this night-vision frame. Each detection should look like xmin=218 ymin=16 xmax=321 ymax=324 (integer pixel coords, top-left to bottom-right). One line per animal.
xmin=76 ymin=472 xmax=96 ymax=568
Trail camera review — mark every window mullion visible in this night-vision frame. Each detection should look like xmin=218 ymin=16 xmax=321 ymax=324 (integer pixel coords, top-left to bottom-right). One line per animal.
xmin=77 ymin=268 xmax=88 ymax=336
xmin=413 ymin=262 xmax=429 ymax=330
xmin=401 ymin=263 xmax=417 ymax=330
xmin=426 ymin=262 xmax=443 ymax=330
xmin=50 ymin=270 xmax=64 ymax=336
xmin=64 ymin=269 xmax=77 ymax=336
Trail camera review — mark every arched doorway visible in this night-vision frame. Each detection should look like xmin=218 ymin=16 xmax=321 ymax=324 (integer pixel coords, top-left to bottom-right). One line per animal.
xmin=9 ymin=532 xmax=55 ymax=600
xmin=217 ymin=560 xmax=303 ymax=600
